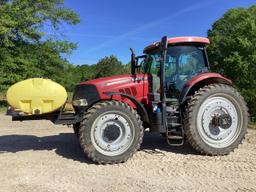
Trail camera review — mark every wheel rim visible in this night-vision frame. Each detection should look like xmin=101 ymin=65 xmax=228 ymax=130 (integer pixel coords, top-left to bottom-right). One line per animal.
xmin=197 ymin=95 xmax=243 ymax=148
xmin=91 ymin=111 xmax=135 ymax=156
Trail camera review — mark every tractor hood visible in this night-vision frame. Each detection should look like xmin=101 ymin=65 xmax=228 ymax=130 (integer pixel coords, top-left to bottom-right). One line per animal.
xmin=80 ymin=74 xmax=137 ymax=89
xmin=73 ymin=74 xmax=148 ymax=110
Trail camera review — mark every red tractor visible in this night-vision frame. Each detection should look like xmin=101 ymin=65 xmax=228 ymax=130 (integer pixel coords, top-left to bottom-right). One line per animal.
xmin=11 ymin=36 xmax=249 ymax=164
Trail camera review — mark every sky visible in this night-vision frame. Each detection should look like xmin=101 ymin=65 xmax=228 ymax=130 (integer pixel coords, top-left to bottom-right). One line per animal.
xmin=60 ymin=0 xmax=255 ymax=65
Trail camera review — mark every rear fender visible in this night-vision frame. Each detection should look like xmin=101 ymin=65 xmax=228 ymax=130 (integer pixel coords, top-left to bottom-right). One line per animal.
xmin=179 ymin=73 xmax=232 ymax=104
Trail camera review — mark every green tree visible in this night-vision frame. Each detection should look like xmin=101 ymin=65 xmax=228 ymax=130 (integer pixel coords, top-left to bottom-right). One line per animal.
xmin=207 ymin=5 xmax=256 ymax=117
xmin=70 ymin=64 xmax=97 ymax=87
xmin=69 ymin=57 xmax=130 ymax=88
xmin=0 ymin=0 xmax=80 ymax=91
xmin=94 ymin=55 xmax=128 ymax=78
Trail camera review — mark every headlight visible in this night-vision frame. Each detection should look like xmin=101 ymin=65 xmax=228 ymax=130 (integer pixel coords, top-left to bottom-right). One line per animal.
xmin=72 ymin=99 xmax=88 ymax=107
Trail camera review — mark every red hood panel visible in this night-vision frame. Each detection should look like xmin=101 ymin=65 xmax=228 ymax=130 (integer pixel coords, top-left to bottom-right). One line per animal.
xmin=81 ymin=74 xmax=134 ymax=88
xmin=80 ymin=74 xmax=149 ymax=107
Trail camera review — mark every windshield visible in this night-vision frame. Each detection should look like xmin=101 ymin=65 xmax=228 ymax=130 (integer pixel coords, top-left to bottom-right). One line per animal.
xmin=143 ymin=45 xmax=208 ymax=97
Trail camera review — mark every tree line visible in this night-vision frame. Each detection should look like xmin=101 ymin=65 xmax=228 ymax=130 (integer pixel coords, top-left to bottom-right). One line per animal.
xmin=0 ymin=1 xmax=255 ymax=118
xmin=207 ymin=5 xmax=256 ymax=118
xmin=65 ymin=55 xmax=130 ymax=91
xmin=0 ymin=0 xmax=129 ymax=92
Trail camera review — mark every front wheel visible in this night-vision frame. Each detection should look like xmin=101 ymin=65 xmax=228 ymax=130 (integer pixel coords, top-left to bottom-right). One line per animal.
xmin=79 ymin=101 xmax=144 ymax=164
xmin=184 ymin=84 xmax=248 ymax=155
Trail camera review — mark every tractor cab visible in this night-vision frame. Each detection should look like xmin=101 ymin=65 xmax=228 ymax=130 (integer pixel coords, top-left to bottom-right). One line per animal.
xmin=132 ymin=36 xmax=210 ymax=101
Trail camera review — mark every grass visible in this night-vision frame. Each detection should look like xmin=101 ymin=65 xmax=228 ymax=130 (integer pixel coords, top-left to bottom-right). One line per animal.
xmin=67 ymin=92 xmax=73 ymax=101
xmin=249 ymin=121 xmax=256 ymax=129
xmin=0 ymin=92 xmax=5 ymax=100
xmin=0 ymin=92 xmax=7 ymax=113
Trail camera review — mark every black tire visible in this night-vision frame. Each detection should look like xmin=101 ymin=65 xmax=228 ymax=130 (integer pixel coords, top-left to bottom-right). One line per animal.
xmin=184 ymin=84 xmax=248 ymax=155
xmin=79 ymin=100 xmax=144 ymax=164
xmin=73 ymin=123 xmax=80 ymax=138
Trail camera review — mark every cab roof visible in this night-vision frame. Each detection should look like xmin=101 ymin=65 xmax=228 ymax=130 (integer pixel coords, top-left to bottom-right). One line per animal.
xmin=143 ymin=36 xmax=210 ymax=53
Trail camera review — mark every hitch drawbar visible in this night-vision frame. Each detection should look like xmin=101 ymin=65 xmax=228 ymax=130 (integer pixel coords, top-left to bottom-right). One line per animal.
xmin=8 ymin=107 xmax=83 ymax=125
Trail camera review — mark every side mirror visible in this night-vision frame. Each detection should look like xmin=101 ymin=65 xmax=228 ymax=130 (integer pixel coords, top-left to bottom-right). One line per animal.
xmin=130 ymin=48 xmax=136 ymax=75
xmin=130 ymin=48 xmax=147 ymax=75
xmin=130 ymin=48 xmax=136 ymax=65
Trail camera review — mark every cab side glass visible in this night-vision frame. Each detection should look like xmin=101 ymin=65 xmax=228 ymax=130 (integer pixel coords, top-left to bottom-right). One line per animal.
xmin=165 ymin=46 xmax=208 ymax=98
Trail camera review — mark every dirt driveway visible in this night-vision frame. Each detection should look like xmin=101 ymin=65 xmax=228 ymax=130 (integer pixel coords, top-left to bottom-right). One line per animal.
xmin=0 ymin=114 xmax=256 ymax=192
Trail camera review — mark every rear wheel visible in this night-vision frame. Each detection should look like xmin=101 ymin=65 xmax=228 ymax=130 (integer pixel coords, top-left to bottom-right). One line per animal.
xmin=184 ymin=84 xmax=248 ymax=155
xmin=79 ymin=101 xmax=144 ymax=164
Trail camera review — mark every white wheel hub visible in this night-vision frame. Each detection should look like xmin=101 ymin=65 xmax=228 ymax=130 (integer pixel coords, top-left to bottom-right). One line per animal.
xmin=197 ymin=96 xmax=242 ymax=148
xmin=91 ymin=112 xmax=135 ymax=156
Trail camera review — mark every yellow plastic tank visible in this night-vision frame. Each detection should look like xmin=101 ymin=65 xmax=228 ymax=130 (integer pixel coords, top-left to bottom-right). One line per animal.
xmin=7 ymin=78 xmax=68 ymax=115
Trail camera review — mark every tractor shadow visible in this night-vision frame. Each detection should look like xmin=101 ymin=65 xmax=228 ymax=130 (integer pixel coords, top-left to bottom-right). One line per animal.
xmin=140 ymin=132 xmax=200 ymax=155
xmin=0 ymin=131 xmax=199 ymax=163
xmin=0 ymin=133 xmax=93 ymax=164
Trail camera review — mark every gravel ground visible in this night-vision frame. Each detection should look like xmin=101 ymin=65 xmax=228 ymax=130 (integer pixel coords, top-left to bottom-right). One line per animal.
xmin=0 ymin=113 xmax=256 ymax=192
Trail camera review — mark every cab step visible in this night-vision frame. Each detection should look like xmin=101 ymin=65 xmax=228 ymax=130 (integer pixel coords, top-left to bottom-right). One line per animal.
xmin=167 ymin=122 xmax=182 ymax=128
xmin=166 ymin=129 xmax=184 ymax=146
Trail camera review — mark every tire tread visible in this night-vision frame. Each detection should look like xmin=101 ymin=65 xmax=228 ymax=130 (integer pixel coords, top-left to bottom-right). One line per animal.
xmin=79 ymin=100 xmax=144 ymax=164
xmin=184 ymin=83 xmax=249 ymax=155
